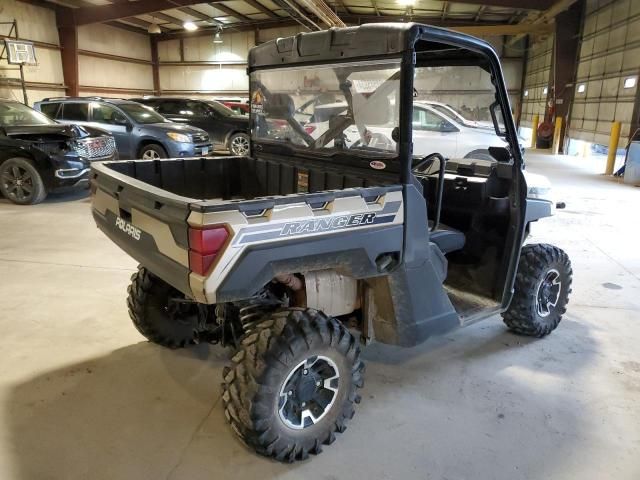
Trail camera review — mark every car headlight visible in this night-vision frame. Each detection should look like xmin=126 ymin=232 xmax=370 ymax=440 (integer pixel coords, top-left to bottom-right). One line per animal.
xmin=167 ymin=132 xmax=192 ymax=143
xmin=523 ymin=171 xmax=555 ymax=204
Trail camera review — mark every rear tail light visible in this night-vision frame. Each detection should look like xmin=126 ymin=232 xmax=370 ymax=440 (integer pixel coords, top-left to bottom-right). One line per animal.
xmin=188 ymin=225 xmax=230 ymax=276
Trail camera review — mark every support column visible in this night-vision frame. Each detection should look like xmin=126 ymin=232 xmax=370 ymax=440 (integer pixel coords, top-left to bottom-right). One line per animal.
xmin=553 ymin=0 xmax=584 ymax=153
xmin=150 ymin=36 xmax=160 ymax=95
xmin=56 ymin=10 xmax=78 ymax=97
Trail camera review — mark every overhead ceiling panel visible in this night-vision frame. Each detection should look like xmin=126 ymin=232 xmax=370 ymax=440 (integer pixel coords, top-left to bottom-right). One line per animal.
xmin=220 ymin=1 xmax=262 ymax=15
xmin=186 ymin=4 xmax=221 ymax=17
xmin=162 ymin=9 xmax=200 ymax=22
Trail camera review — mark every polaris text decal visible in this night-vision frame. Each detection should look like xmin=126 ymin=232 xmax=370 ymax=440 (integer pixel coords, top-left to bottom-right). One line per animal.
xmin=279 ymin=213 xmax=376 ymax=237
xmin=115 ymin=216 xmax=141 ymax=241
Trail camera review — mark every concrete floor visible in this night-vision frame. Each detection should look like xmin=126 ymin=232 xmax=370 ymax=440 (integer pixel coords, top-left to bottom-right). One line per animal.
xmin=0 ymin=151 xmax=639 ymax=479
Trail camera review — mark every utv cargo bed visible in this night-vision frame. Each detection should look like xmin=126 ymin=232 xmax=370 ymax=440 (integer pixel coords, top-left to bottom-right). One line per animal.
xmin=90 ymin=155 xmax=401 ymax=299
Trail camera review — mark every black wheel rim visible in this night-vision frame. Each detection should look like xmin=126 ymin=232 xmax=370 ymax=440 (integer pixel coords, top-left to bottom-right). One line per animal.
xmin=1 ymin=165 xmax=34 ymax=202
xmin=536 ymin=268 xmax=562 ymax=317
xmin=278 ymin=355 xmax=340 ymax=430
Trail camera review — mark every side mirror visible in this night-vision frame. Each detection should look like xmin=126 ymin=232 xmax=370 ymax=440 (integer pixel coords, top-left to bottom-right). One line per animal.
xmin=490 ymin=101 xmax=507 ymax=137
xmin=114 ymin=116 xmax=129 ymax=127
xmin=488 ymin=146 xmax=511 ymax=163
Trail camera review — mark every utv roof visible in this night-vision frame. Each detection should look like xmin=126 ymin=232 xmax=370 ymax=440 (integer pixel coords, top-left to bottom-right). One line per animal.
xmin=248 ymin=22 xmax=497 ymax=70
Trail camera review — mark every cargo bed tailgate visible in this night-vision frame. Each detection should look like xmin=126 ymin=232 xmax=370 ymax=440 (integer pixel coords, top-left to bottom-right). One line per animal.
xmin=91 ymin=162 xmax=194 ymax=296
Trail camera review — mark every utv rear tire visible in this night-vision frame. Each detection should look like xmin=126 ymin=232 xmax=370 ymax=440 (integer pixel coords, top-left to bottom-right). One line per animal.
xmin=0 ymin=157 xmax=47 ymax=205
xmin=502 ymin=244 xmax=572 ymax=337
xmin=222 ymin=309 xmax=364 ymax=462
xmin=127 ymin=266 xmax=199 ymax=348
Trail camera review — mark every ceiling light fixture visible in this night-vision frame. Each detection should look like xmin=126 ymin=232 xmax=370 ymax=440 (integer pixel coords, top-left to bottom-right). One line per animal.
xmin=213 ymin=30 xmax=223 ymax=44
xmin=183 ymin=21 xmax=198 ymax=31
xmin=148 ymin=16 xmax=161 ymax=34
xmin=397 ymin=0 xmax=416 ymax=5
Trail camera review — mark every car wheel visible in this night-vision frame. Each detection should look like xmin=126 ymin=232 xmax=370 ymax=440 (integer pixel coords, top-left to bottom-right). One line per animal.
xmin=139 ymin=144 xmax=167 ymax=160
xmin=0 ymin=157 xmax=47 ymax=205
xmin=229 ymin=133 xmax=250 ymax=156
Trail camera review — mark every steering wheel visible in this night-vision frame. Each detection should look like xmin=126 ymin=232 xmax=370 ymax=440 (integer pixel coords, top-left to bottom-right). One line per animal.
xmin=412 ymin=152 xmax=446 ymax=172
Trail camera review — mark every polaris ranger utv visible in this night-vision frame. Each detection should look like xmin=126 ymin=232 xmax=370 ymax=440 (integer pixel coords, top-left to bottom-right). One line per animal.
xmin=90 ymin=23 xmax=572 ymax=462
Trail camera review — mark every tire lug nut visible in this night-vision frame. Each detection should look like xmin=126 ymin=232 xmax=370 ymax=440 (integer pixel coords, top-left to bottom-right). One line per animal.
xmin=316 ymin=381 xmax=321 ymax=386
xmin=301 ymin=402 xmax=306 ymax=407
xmin=303 ymin=369 xmax=308 ymax=375
xmin=288 ymin=390 xmax=293 ymax=396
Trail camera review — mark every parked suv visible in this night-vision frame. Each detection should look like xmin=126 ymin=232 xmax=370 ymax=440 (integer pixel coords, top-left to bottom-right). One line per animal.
xmin=132 ymin=97 xmax=250 ymax=156
xmin=34 ymin=97 xmax=212 ymax=160
xmin=0 ymin=99 xmax=116 ymax=205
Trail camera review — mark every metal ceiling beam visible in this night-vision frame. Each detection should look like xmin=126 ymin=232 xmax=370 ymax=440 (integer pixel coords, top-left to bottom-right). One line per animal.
xmin=339 ymin=15 xmax=555 ymax=35
xmin=507 ymin=0 xmax=581 ymax=46
xmin=73 ymin=0 xmax=208 ymax=25
xmin=158 ymin=17 xmax=303 ymax=40
xmin=151 ymin=12 xmax=189 ymax=28
xmin=101 ymin=21 xmax=148 ymax=34
xmin=474 ymin=5 xmax=486 ymax=22
xmin=243 ymin=0 xmax=279 ymax=19
xmin=445 ymin=0 xmax=555 ymax=9
xmin=178 ymin=7 xmax=210 ymax=20
xmin=209 ymin=2 xmax=253 ymax=22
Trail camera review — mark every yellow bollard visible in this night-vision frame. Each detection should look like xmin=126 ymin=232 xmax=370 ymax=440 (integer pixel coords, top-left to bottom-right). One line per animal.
xmin=551 ymin=116 xmax=563 ymax=154
xmin=531 ymin=114 xmax=539 ymax=149
xmin=605 ymin=121 xmax=622 ymax=175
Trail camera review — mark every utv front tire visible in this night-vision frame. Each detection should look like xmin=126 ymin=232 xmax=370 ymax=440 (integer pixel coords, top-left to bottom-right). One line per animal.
xmin=127 ymin=266 xmax=199 ymax=348
xmin=502 ymin=244 xmax=572 ymax=337
xmin=222 ymin=309 xmax=364 ymax=462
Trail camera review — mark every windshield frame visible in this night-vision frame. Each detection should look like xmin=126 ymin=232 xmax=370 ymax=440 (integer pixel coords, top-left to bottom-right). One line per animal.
xmin=118 ymin=103 xmax=168 ymax=124
xmin=0 ymin=101 xmax=58 ymax=127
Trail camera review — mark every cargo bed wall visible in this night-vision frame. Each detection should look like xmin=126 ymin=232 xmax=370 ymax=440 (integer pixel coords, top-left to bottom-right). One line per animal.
xmin=105 ymin=156 xmax=393 ymax=201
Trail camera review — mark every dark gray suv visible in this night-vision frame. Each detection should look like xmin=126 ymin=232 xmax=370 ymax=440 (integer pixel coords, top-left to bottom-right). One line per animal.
xmin=34 ymin=97 xmax=212 ymax=160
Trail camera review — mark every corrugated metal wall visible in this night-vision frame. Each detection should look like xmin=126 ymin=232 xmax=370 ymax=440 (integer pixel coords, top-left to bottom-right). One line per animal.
xmin=568 ymin=0 xmax=640 ymax=145
xmin=520 ymin=35 xmax=554 ymax=128
xmin=157 ymin=26 xmax=304 ymax=97
xmin=0 ymin=0 xmax=65 ymax=103
xmin=78 ymin=24 xmax=153 ymax=95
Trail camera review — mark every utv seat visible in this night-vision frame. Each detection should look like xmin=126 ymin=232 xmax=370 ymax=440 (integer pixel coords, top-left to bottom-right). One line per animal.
xmin=428 ymin=221 xmax=466 ymax=254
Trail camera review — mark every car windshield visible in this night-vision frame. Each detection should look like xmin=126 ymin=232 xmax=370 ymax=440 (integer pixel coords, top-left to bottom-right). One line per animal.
xmin=251 ymin=59 xmax=401 ymax=157
xmin=0 ymin=101 xmax=57 ymax=127
xmin=119 ymin=103 xmax=168 ymax=124
xmin=428 ymin=104 xmax=472 ymax=125
xmin=205 ymin=101 xmax=235 ymax=117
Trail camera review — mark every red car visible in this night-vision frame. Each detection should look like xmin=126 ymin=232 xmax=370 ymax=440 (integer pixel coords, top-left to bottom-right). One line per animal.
xmin=221 ymin=101 xmax=249 ymax=115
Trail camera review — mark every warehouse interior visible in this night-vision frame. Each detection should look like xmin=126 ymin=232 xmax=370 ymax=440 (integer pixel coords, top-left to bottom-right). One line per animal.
xmin=0 ymin=0 xmax=639 ymax=479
